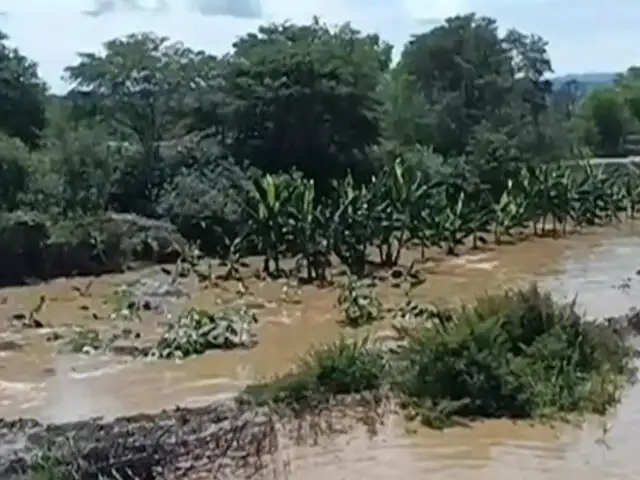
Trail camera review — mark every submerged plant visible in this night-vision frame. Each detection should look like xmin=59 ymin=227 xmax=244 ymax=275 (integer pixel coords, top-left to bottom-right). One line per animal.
xmin=152 ymin=306 xmax=259 ymax=359
xmin=336 ymin=276 xmax=382 ymax=327
xmin=61 ymin=326 xmax=103 ymax=354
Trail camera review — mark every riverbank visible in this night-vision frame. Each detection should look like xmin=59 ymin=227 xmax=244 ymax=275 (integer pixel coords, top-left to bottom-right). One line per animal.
xmin=0 ymin=400 xmax=279 ymax=479
xmin=0 ymin=211 xmax=188 ymax=287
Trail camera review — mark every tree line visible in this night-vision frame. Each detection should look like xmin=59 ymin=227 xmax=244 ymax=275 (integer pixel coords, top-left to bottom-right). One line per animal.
xmin=0 ymin=13 xmax=637 ymax=280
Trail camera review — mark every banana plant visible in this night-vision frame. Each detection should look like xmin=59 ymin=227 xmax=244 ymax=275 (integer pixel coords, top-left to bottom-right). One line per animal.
xmin=331 ymin=176 xmax=376 ymax=277
xmin=547 ymin=163 xmax=575 ymax=235
xmin=570 ymin=163 xmax=613 ymax=227
xmin=407 ymin=181 xmax=440 ymax=261
xmin=285 ymin=177 xmax=331 ymax=284
xmin=622 ymin=166 xmax=640 ymax=218
xmin=372 ymin=158 xmax=430 ymax=267
xmin=429 ymin=189 xmax=478 ymax=255
xmin=243 ymin=174 xmax=296 ymax=277
xmin=492 ymin=179 xmax=528 ymax=244
xmin=527 ymin=164 xmax=569 ymax=236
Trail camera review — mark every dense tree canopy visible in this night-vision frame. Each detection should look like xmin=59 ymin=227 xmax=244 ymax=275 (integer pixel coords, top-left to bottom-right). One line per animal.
xmin=0 ymin=13 xmax=637 ymax=263
xmin=220 ymin=19 xmax=392 ymax=186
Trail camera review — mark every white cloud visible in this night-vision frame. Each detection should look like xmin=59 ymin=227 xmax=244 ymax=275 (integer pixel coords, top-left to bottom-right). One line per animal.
xmin=0 ymin=0 xmax=636 ymax=92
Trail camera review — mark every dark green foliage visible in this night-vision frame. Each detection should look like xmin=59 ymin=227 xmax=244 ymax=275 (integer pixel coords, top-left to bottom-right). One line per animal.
xmin=221 ymin=19 xmax=391 ymax=188
xmin=0 ymin=133 xmax=33 ymax=210
xmin=157 ymin=154 xmax=253 ymax=256
xmin=395 ymin=284 xmax=633 ymax=425
xmin=0 ymin=31 xmax=47 ymax=149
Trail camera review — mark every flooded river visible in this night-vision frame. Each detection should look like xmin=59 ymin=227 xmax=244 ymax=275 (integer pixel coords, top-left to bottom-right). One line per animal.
xmin=1 ymin=223 xmax=640 ymax=479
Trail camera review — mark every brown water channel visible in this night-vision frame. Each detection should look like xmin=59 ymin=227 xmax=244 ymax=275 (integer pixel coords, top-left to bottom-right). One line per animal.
xmin=2 ymin=223 xmax=640 ymax=479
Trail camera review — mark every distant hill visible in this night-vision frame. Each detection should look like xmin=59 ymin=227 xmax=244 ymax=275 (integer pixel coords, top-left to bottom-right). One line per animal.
xmin=552 ymin=72 xmax=618 ymax=90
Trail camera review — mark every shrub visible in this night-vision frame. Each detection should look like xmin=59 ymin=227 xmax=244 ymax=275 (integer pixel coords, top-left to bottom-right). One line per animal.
xmin=394 ymin=283 xmax=635 ymax=426
xmin=157 ymin=161 xmax=249 ymax=255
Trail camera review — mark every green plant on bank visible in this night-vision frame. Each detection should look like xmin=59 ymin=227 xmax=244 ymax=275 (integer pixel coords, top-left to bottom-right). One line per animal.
xmin=244 ymin=336 xmax=390 ymax=410
xmin=330 ymin=176 xmax=377 ymax=277
xmin=336 ymin=276 xmax=383 ymax=328
xmin=244 ymin=284 xmax=636 ymax=430
xmin=150 ymin=306 xmax=259 ymax=359
xmin=622 ymin=165 xmax=640 ymax=218
xmin=285 ymin=175 xmax=332 ymax=284
xmin=393 ymin=284 xmax=634 ymax=427
xmin=370 ymin=158 xmax=430 ymax=266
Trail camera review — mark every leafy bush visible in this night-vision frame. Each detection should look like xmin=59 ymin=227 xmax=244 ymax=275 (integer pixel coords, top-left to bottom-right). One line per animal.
xmin=394 ymin=283 xmax=635 ymax=426
xmin=157 ymin=158 xmax=251 ymax=256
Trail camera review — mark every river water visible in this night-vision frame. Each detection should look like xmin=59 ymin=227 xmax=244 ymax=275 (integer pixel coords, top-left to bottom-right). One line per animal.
xmin=1 ymin=223 xmax=640 ymax=479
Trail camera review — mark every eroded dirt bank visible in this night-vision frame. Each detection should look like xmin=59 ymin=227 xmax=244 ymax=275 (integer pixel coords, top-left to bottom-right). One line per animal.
xmin=0 ymin=401 xmax=281 ymax=479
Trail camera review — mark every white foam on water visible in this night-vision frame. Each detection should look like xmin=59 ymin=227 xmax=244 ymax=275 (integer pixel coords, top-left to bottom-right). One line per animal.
xmin=39 ymin=356 xmax=120 ymax=422
xmin=0 ymin=379 xmax=40 ymax=393
xmin=67 ymin=362 xmax=129 ymax=379
xmin=466 ymin=261 xmax=499 ymax=270
xmin=185 ymin=377 xmax=244 ymax=387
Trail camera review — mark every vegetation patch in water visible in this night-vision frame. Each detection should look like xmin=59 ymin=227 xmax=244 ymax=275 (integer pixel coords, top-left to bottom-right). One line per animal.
xmin=244 ymin=284 xmax=637 ymax=429
xmin=336 ymin=277 xmax=383 ymax=328
xmin=151 ymin=306 xmax=259 ymax=359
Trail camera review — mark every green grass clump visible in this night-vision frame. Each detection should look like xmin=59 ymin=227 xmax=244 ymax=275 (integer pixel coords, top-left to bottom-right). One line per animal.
xmin=245 ymin=283 xmax=636 ymax=430
xmin=243 ymin=336 xmax=389 ymax=409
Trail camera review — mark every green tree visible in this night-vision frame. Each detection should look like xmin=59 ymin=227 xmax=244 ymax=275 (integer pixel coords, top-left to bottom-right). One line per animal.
xmin=378 ymin=69 xmax=431 ymax=152
xmin=616 ymin=67 xmax=640 ymax=128
xmin=580 ymin=87 xmax=630 ymax=156
xmin=0 ymin=31 xmax=47 ymax=149
xmin=221 ymin=18 xmax=392 ymax=187
xmin=398 ymin=14 xmax=514 ymax=157
xmin=64 ymin=32 xmax=221 ymax=215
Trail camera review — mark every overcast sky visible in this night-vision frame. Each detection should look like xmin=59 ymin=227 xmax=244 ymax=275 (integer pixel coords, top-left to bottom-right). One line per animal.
xmin=0 ymin=0 xmax=636 ymax=92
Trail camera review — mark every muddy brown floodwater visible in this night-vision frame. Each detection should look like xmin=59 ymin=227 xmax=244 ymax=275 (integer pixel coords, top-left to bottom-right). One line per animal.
xmin=2 ymin=223 xmax=640 ymax=479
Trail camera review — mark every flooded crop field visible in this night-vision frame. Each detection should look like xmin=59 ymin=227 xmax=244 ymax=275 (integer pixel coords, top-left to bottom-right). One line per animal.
xmin=1 ymin=222 xmax=640 ymax=479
